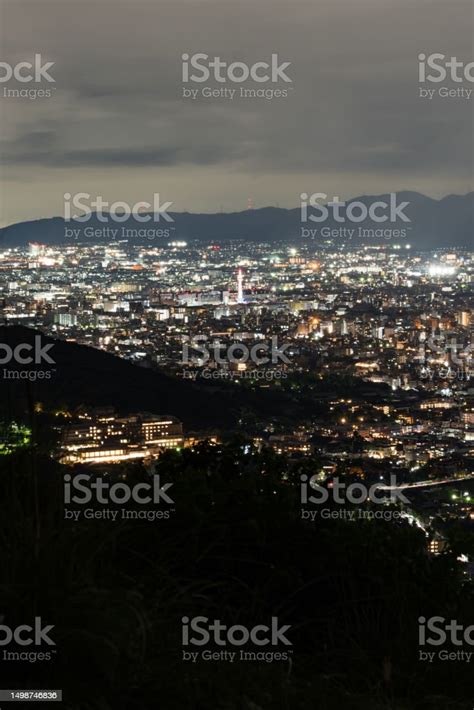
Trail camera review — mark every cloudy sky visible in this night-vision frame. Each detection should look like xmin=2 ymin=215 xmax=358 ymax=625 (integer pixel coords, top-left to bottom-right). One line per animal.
xmin=0 ymin=0 xmax=473 ymax=226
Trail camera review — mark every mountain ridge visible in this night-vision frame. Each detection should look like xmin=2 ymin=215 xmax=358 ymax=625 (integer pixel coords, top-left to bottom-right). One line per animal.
xmin=1 ymin=191 xmax=473 ymax=249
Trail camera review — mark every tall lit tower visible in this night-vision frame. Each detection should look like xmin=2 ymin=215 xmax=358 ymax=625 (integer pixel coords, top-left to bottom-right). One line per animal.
xmin=237 ymin=268 xmax=245 ymax=304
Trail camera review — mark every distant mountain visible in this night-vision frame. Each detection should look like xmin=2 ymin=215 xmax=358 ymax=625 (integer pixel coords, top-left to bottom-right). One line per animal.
xmin=1 ymin=192 xmax=473 ymax=249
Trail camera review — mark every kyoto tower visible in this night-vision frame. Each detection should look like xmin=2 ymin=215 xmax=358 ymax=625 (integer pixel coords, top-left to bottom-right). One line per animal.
xmin=237 ymin=267 xmax=245 ymax=304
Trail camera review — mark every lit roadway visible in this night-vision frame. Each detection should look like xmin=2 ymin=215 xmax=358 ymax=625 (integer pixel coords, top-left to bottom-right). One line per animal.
xmin=378 ymin=473 xmax=474 ymax=491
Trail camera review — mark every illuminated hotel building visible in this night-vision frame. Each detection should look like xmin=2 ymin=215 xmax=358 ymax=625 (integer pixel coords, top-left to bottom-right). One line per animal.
xmin=60 ymin=409 xmax=184 ymax=464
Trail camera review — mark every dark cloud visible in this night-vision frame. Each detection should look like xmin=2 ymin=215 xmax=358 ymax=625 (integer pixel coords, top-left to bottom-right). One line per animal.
xmin=0 ymin=0 xmax=473 ymax=224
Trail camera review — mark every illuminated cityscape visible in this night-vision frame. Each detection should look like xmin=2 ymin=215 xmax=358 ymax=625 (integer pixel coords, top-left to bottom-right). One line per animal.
xmin=1 ymin=237 xmax=472 ymax=481
xmin=1 ymin=0 xmax=473 ymax=704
